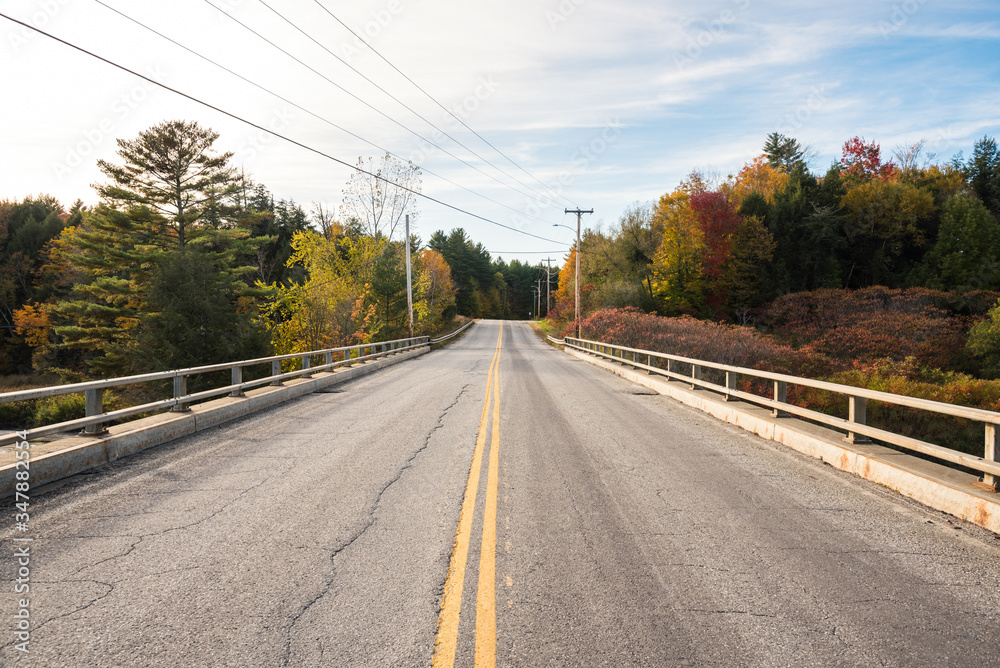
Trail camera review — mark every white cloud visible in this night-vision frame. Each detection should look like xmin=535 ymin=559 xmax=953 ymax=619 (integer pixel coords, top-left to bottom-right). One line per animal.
xmin=1 ymin=0 xmax=998 ymax=261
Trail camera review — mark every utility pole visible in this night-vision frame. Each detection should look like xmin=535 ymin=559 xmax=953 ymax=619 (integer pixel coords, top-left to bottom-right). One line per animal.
xmin=544 ymin=257 xmax=554 ymax=316
xmin=404 ymin=214 xmax=414 ymax=338
xmin=536 ymin=278 xmax=543 ymax=320
xmin=564 ymin=208 xmax=593 ymax=338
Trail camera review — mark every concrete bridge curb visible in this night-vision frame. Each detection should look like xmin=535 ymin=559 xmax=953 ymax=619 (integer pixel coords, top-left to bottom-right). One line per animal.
xmin=564 ymin=347 xmax=1000 ymax=535
xmin=1 ymin=346 xmax=429 ymax=498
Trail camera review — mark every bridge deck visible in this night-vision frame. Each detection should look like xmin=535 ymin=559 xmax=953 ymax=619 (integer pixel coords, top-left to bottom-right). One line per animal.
xmin=2 ymin=320 xmax=998 ymax=666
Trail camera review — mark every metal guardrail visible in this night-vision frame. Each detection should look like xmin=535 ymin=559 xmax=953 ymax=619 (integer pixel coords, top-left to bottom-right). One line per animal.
xmin=0 ymin=336 xmax=429 ymax=446
xmin=550 ymin=335 xmax=1000 ymax=489
xmin=429 ymin=320 xmax=475 ymax=344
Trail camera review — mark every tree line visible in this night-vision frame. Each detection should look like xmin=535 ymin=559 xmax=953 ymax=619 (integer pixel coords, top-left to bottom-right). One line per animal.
xmin=1 ymin=120 xmax=554 ymax=381
xmin=10 ymin=120 xmax=998 ymax=383
xmin=555 ymin=133 xmax=1000 ymax=319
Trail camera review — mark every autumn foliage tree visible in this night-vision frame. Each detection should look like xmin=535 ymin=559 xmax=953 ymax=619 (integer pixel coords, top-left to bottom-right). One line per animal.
xmin=839 ymin=136 xmax=899 ymax=188
xmin=651 ymin=189 xmax=704 ymax=313
xmin=689 ymin=190 xmax=741 ymax=312
xmin=723 ymin=155 xmax=790 ymax=207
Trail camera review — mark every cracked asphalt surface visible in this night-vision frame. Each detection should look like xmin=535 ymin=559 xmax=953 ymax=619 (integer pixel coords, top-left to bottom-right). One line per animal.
xmin=3 ymin=320 xmax=1000 ymax=666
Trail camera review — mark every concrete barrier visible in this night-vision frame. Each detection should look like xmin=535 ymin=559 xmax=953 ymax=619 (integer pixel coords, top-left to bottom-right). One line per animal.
xmin=0 ymin=346 xmax=428 ymax=497
xmin=565 ymin=347 xmax=1000 ymax=535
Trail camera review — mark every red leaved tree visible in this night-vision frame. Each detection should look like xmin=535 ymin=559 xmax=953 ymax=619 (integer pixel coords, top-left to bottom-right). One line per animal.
xmin=840 ymin=136 xmax=899 ymax=188
xmin=689 ymin=190 xmax=741 ymax=313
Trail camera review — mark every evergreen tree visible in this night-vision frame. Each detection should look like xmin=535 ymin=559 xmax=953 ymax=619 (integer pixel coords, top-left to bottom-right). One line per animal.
xmin=428 ymin=228 xmax=494 ymax=316
xmin=48 ymin=205 xmax=161 ymax=376
xmin=50 ymin=121 xmax=267 ymax=377
xmin=965 ymin=136 xmax=1000 ymax=219
xmin=923 ymin=194 xmax=1000 ymax=290
xmin=95 ymin=120 xmax=240 ymax=248
xmin=763 ymin=132 xmax=805 ymax=172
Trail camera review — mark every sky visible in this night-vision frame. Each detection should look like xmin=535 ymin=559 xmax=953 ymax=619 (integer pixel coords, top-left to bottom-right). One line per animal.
xmin=1 ymin=0 xmax=999 ymax=265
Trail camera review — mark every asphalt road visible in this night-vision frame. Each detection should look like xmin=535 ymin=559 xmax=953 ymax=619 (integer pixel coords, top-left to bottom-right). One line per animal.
xmin=2 ymin=320 xmax=999 ymax=667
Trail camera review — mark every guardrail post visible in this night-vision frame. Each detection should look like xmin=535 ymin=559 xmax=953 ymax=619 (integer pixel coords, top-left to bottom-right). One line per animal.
xmin=84 ymin=388 xmax=108 ymax=435
xmin=666 ymin=358 xmax=674 ymax=377
xmin=773 ymin=380 xmax=788 ymax=417
xmin=691 ymin=364 xmax=701 ymax=389
xmin=325 ymin=351 xmax=333 ymax=368
xmin=725 ymin=371 xmax=737 ymax=401
xmin=646 ymin=354 xmax=653 ymax=374
xmin=171 ymin=375 xmax=190 ymax=412
xmin=271 ymin=360 xmax=283 ymax=386
xmin=981 ymin=424 xmax=998 ymax=491
xmin=344 ymin=349 xmax=352 ymax=367
xmin=230 ymin=366 xmax=244 ymax=397
xmin=845 ymin=396 xmax=871 ymax=444
xmin=301 ymin=355 xmax=311 ymax=378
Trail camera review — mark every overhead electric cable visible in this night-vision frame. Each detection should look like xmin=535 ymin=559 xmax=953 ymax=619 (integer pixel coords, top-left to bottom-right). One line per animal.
xmin=202 ymin=0 xmax=548 ymax=205
xmin=488 ymin=250 xmax=567 ymax=255
xmin=255 ymin=0 xmax=562 ymax=207
xmin=87 ymin=0 xmax=555 ymax=226
xmin=0 ymin=12 xmax=567 ymax=246
xmin=313 ymin=0 xmax=578 ymax=209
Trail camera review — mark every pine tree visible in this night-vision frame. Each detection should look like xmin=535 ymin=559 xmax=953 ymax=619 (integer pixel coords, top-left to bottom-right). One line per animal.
xmin=965 ymin=136 xmax=1000 ymax=219
xmin=95 ymin=120 xmax=240 ymax=248
xmin=50 ymin=121 xmax=267 ymax=377
xmin=762 ymin=132 xmax=805 ymax=172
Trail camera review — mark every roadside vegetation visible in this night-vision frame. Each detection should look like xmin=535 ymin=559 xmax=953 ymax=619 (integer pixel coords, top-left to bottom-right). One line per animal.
xmin=542 ymin=134 xmax=1000 ymax=458
xmin=3 ymin=122 xmax=1000 ymax=448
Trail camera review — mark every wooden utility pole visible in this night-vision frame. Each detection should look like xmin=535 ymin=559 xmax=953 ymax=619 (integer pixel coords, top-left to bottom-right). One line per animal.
xmin=405 ymin=214 xmax=414 ymax=338
xmin=564 ymin=209 xmax=593 ymax=338
xmin=544 ymin=257 xmax=554 ymax=316
xmin=536 ymin=278 xmax=543 ymax=320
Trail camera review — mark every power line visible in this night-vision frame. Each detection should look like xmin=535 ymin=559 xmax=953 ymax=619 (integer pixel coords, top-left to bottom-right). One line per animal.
xmin=88 ymin=0 xmax=555 ymax=227
xmin=202 ymin=0 xmax=547 ymax=206
xmin=255 ymin=0 xmax=562 ymax=208
xmin=0 ymin=12 xmax=567 ymax=246
xmin=312 ymin=0 xmax=578 ymax=210
xmin=488 ymin=250 xmax=566 ymax=255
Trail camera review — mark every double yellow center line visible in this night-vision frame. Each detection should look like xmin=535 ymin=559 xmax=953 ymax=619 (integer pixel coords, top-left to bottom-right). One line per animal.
xmin=433 ymin=325 xmax=503 ymax=668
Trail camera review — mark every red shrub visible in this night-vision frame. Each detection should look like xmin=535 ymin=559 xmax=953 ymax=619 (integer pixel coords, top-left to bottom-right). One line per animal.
xmin=762 ymin=287 xmax=977 ymax=369
xmin=569 ymin=307 xmax=816 ymax=370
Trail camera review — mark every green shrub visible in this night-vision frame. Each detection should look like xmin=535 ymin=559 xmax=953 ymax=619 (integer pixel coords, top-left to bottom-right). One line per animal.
xmin=967 ymin=300 xmax=1000 ymax=378
xmin=33 ymin=394 xmax=86 ymax=427
xmin=0 ymin=401 xmax=36 ymax=430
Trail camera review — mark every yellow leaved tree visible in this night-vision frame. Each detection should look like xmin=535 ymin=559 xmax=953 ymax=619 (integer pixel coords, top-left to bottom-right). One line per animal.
xmin=650 ymin=188 xmax=705 ymax=313
xmin=723 ymin=155 xmax=791 ymax=209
